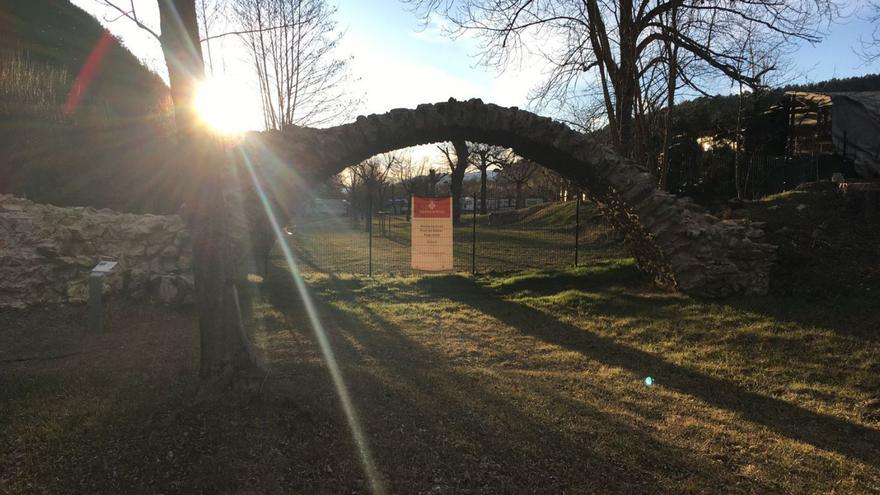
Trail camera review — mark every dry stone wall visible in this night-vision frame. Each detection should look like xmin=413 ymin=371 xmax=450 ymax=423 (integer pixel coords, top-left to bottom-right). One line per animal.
xmin=0 ymin=195 xmax=193 ymax=308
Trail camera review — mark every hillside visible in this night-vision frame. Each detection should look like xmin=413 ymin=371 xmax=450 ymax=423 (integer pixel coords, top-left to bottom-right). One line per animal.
xmin=487 ymin=200 xmax=608 ymax=233
xmin=725 ymin=187 xmax=880 ymax=295
xmin=0 ymin=0 xmax=168 ymax=116
xmin=518 ymin=200 xmax=602 ymax=229
xmin=0 ymin=0 xmax=178 ymax=213
xmin=672 ymin=72 xmax=880 ymax=137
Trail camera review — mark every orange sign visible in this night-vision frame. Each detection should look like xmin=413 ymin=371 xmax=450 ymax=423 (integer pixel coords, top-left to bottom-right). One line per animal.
xmin=411 ymin=196 xmax=453 ymax=271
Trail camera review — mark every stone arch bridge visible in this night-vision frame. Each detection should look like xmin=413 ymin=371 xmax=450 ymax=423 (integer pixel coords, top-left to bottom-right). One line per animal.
xmin=245 ymin=98 xmax=775 ymax=297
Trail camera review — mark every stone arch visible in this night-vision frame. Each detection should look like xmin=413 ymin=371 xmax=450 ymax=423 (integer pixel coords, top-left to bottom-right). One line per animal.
xmin=249 ymin=98 xmax=775 ymax=297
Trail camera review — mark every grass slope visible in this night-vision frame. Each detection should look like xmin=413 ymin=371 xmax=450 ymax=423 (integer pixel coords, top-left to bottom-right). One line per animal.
xmin=725 ymin=187 xmax=880 ymax=295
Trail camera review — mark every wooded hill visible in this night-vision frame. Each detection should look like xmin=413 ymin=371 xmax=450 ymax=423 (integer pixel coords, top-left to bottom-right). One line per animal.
xmin=0 ymin=0 xmax=168 ymax=116
xmin=0 ymin=0 xmax=178 ymax=213
xmin=672 ymin=73 xmax=880 ymax=138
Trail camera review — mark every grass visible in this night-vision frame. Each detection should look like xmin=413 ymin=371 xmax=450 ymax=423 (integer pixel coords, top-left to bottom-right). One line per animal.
xmin=516 ymin=200 xmax=604 ymax=228
xmin=0 ymin=53 xmax=70 ymax=118
xmin=2 ymin=256 xmax=878 ymax=493
xmin=725 ymin=187 xmax=880 ymax=295
xmin=289 ymin=210 xmax=618 ymax=276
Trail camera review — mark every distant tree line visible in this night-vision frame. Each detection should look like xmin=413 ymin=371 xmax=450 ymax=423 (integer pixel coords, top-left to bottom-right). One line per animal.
xmin=340 ymin=142 xmax=574 ymax=227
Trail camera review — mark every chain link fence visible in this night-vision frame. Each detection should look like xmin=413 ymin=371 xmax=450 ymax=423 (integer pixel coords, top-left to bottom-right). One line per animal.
xmin=284 ymin=197 xmax=622 ymax=276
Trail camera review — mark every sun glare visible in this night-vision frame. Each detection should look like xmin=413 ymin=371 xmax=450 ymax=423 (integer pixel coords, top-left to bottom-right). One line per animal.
xmin=194 ymin=78 xmax=251 ymax=134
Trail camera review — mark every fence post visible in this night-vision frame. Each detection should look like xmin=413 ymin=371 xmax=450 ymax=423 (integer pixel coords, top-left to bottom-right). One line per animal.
xmin=574 ymin=193 xmax=580 ymax=267
xmin=368 ymin=192 xmax=373 ymax=277
xmin=472 ymin=192 xmax=477 ymax=275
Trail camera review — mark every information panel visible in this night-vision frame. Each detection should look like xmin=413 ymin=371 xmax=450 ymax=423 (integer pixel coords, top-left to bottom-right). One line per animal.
xmin=411 ymin=196 xmax=453 ymax=272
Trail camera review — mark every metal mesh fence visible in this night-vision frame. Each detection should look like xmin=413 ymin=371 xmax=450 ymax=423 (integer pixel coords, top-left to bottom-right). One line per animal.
xmin=285 ymin=198 xmax=621 ymax=277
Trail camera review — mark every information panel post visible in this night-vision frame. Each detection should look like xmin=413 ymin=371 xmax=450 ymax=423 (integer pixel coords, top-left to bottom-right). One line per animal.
xmin=411 ymin=196 xmax=453 ymax=272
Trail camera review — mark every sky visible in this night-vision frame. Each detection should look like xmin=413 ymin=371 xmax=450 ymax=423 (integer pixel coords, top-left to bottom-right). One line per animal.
xmin=72 ymin=0 xmax=879 ymax=139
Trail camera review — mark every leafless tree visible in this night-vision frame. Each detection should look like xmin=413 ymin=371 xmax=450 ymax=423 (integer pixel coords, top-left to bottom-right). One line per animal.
xmin=196 ymin=0 xmax=224 ymax=75
xmin=656 ymin=4 xmax=680 ymax=190
xmin=426 ymin=168 xmax=448 ymax=195
xmin=532 ymin=167 xmax=571 ymax=202
xmin=233 ymin=0 xmax=360 ymax=129
xmin=98 ymin=0 xmax=264 ymax=387
xmin=499 ymin=157 xmax=540 ymax=208
xmin=393 ymin=154 xmax=428 ymax=220
xmin=350 ymin=152 xmax=398 ymax=230
xmin=859 ymin=1 xmax=880 ymax=63
xmin=408 ymin=0 xmax=838 ymax=159
xmin=437 ymin=140 xmax=469 ymax=224
xmin=468 ymin=142 xmax=508 ymax=214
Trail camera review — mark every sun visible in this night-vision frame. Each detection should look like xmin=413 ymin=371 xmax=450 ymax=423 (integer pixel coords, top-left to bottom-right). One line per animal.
xmin=194 ymin=77 xmax=252 ymax=134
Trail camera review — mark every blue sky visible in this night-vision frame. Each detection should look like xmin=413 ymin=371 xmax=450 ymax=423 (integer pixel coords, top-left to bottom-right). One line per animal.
xmin=333 ymin=0 xmax=540 ymax=113
xmin=73 ymin=0 xmax=879 ymax=126
xmin=791 ymin=12 xmax=878 ymax=82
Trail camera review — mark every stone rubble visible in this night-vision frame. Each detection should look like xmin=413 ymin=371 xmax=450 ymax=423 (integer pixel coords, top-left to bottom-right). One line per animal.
xmin=0 ymin=194 xmax=193 ymax=308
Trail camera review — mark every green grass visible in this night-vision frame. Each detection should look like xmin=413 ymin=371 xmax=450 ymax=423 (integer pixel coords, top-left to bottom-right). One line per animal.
xmin=516 ymin=199 xmax=603 ymax=228
xmin=2 ymin=255 xmax=879 ymax=493
xmin=726 ymin=187 xmax=880 ymax=295
xmin=289 ymin=212 xmax=618 ymax=276
xmin=258 ymin=261 xmax=880 ymax=493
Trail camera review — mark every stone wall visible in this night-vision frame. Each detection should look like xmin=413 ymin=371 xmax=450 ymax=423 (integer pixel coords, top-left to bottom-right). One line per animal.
xmin=0 ymin=195 xmax=193 ymax=308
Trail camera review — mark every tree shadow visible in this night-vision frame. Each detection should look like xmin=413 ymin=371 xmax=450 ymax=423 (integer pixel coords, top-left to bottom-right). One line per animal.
xmin=717 ymin=291 xmax=880 ymax=343
xmin=486 ymin=260 xmax=650 ymax=296
xmin=265 ymin=279 xmax=776 ymax=493
xmin=416 ymin=275 xmax=880 ymax=466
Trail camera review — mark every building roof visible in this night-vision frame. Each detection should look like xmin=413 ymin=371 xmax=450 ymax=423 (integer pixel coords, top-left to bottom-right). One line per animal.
xmin=785 ymin=91 xmax=880 ymax=178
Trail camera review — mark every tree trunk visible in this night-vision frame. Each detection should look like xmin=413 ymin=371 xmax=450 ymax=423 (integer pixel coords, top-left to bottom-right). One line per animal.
xmin=515 ymin=182 xmax=524 ymax=209
xmin=735 ymin=81 xmax=745 ymax=199
xmin=449 ymin=140 xmax=469 ymax=225
xmin=157 ymin=0 xmax=262 ymax=389
xmin=158 ymin=0 xmax=202 ymax=136
xmin=613 ymin=0 xmax=636 ymax=158
xmin=659 ymin=15 xmax=678 ymax=191
xmin=479 ymin=167 xmax=488 ymax=215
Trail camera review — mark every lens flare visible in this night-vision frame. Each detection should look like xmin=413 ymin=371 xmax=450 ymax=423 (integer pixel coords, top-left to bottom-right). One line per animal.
xmin=238 ymin=149 xmax=386 ymax=494
xmin=194 ymin=78 xmax=252 ymax=134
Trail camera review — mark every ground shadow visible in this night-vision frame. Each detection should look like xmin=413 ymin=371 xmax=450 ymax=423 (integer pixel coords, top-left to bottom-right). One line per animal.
xmin=263 ymin=275 xmax=776 ymax=493
xmin=414 ymin=275 xmax=880 ymax=466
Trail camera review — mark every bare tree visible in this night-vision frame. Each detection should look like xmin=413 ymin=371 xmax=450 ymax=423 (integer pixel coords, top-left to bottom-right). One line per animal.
xmin=99 ymin=0 xmax=263 ymax=388
xmin=233 ymin=0 xmax=359 ymax=129
xmin=499 ymin=158 xmax=540 ymax=208
xmin=468 ymin=142 xmax=507 ymax=214
xmin=437 ymin=140 xmax=469 ymax=224
xmin=426 ymin=168 xmax=448 ymax=195
xmin=193 ymin=0 xmax=225 ymax=74
xmin=533 ymin=167 xmax=571 ymax=202
xmin=859 ymin=1 xmax=880 ymax=63
xmin=408 ymin=0 xmax=837 ymax=158
xmin=351 ymin=153 xmax=397 ymax=230
xmin=657 ymin=4 xmax=680 ymax=190
xmin=393 ymin=154 xmax=427 ymax=220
